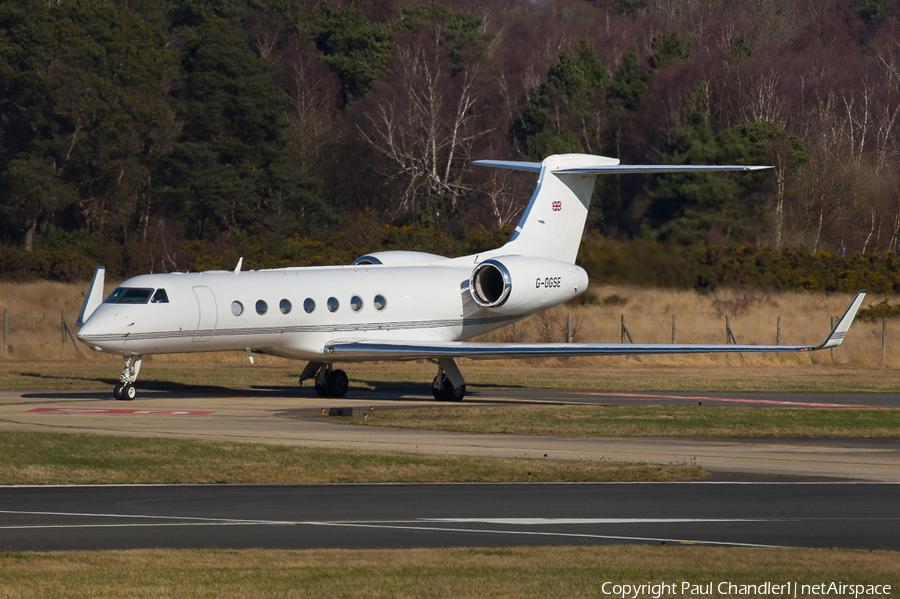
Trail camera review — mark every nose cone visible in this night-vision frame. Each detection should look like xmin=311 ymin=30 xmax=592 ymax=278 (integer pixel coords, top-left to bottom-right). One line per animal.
xmin=75 ymin=308 xmax=115 ymax=352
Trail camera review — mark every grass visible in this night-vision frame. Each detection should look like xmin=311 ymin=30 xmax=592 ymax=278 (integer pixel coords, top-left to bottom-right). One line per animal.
xmin=0 ymin=431 xmax=703 ymax=485
xmin=331 ymin=405 xmax=900 ymax=438
xmin=0 ymin=546 xmax=896 ymax=598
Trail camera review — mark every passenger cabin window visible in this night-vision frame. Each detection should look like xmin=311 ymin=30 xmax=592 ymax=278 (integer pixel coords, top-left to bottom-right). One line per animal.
xmin=151 ymin=289 xmax=169 ymax=304
xmin=327 ymin=297 xmax=339 ymax=312
xmin=105 ymin=287 xmax=154 ymax=304
xmin=374 ymin=294 xmax=387 ymax=310
xmin=304 ymin=298 xmax=315 ymax=313
xmin=231 ymin=301 xmax=244 ymax=316
xmin=280 ymin=299 xmax=292 ymax=314
xmin=256 ymin=300 xmax=268 ymax=315
xmin=351 ymin=296 xmax=363 ymax=311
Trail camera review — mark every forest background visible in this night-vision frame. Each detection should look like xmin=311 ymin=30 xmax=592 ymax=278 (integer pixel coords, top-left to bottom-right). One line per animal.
xmin=3 ymin=0 xmax=900 ymax=296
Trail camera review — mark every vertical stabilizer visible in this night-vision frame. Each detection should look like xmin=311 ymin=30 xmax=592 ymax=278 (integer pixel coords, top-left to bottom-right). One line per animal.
xmin=477 ymin=154 xmax=617 ymax=263
xmin=76 ymin=266 xmax=106 ymax=327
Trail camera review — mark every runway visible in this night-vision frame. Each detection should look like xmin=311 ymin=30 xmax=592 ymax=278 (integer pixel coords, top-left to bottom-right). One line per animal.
xmin=2 ymin=388 xmax=899 ymax=482
xmin=1 ymin=482 xmax=897 ymax=552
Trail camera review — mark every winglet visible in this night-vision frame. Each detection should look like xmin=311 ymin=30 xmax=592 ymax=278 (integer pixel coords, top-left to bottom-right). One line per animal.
xmin=811 ymin=291 xmax=866 ymax=350
xmin=76 ymin=266 xmax=106 ymax=327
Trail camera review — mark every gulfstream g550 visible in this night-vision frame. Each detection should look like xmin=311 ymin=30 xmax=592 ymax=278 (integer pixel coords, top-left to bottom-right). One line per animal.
xmin=76 ymin=154 xmax=865 ymax=401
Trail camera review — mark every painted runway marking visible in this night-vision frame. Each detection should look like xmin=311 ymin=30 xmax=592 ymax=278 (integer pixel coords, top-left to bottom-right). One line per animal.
xmin=305 ymin=521 xmax=783 ymax=549
xmin=26 ymin=408 xmax=215 ymax=416
xmin=570 ymin=392 xmax=880 ymax=408
xmin=0 ymin=509 xmax=784 ymax=548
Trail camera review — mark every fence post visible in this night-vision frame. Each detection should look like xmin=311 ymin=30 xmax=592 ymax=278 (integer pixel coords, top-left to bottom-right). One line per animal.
xmin=567 ymin=313 xmax=572 ymax=343
xmin=725 ymin=315 xmax=731 ymax=344
xmin=2 ymin=309 xmax=7 ymax=357
xmin=620 ymin=314 xmax=633 ymax=343
xmin=621 ymin=314 xmax=625 ymax=343
xmin=830 ymin=316 xmax=835 ymax=364
xmin=882 ymin=318 xmax=886 ymax=365
xmin=671 ymin=315 xmax=676 ymax=344
xmin=512 ymin=322 xmax=517 ymax=343
xmin=776 ymin=316 xmax=781 ymax=345
xmin=61 ymin=310 xmax=67 ymax=354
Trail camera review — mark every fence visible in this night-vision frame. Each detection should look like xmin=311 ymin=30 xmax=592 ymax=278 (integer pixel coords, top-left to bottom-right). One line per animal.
xmin=1 ymin=306 xmax=897 ymax=367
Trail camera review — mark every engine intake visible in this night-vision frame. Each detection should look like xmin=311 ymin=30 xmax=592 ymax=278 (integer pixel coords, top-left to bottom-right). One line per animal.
xmin=470 ymin=259 xmax=512 ymax=307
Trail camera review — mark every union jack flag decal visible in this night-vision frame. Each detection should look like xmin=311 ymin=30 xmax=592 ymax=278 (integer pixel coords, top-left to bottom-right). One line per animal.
xmin=551 ymin=201 xmax=562 ymax=211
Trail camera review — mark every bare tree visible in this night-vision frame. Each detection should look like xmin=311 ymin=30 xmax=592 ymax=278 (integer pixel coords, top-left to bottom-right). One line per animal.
xmin=359 ymin=29 xmax=487 ymax=221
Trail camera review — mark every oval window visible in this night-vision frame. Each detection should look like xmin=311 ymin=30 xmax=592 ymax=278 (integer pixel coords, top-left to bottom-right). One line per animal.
xmin=327 ymin=297 xmax=339 ymax=312
xmin=256 ymin=300 xmax=268 ymax=315
xmin=304 ymin=298 xmax=316 ymax=313
xmin=280 ymin=299 xmax=292 ymax=314
xmin=231 ymin=301 xmax=244 ymax=316
xmin=374 ymin=294 xmax=386 ymax=310
xmin=351 ymin=295 xmax=363 ymax=311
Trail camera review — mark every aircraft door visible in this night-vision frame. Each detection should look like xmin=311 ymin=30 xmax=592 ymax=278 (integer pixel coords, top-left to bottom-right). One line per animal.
xmin=192 ymin=286 xmax=218 ymax=342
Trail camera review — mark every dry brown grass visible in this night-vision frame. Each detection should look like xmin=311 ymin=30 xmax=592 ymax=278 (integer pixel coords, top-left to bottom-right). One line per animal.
xmin=0 ymin=282 xmax=894 ymax=370
xmin=0 ymin=546 xmax=896 ymax=598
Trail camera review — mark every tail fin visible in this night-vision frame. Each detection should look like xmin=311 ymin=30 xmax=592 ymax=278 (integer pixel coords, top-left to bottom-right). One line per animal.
xmin=474 ymin=154 xmax=770 ymax=264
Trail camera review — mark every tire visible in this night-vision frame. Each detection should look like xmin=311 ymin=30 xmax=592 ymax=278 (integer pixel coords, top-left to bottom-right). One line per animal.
xmin=432 ymin=375 xmax=443 ymax=400
xmin=123 ymin=383 xmax=136 ymax=401
xmin=314 ymin=379 xmax=327 ymax=397
xmin=440 ymin=380 xmax=465 ymax=402
xmin=329 ymin=370 xmax=349 ymax=398
xmin=113 ymin=382 xmax=125 ymax=401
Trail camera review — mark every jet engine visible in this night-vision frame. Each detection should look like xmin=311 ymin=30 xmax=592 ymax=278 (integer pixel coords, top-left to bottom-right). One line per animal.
xmin=352 ymin=251 xmax=448 ymax=266
xmin=469 ymin=256 xmax=588 ymax=314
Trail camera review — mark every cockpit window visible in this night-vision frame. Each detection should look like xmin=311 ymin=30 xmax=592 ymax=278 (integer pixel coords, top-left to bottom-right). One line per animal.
xmin=105 ymin=287 xmax=154 ymax=304
xmin=151 ymin=289 xmax=169 ymax=304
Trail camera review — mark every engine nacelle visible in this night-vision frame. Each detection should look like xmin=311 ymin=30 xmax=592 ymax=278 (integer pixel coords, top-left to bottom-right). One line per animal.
xmin=352 ymin=251 xmax=448 ymax=266
xmin=469 ymin=255 xmax=588 ymax=314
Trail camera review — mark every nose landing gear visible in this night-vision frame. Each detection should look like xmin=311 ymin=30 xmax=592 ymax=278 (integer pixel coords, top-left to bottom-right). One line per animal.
xmin=113 ymin=356 xmax=142 ymax=401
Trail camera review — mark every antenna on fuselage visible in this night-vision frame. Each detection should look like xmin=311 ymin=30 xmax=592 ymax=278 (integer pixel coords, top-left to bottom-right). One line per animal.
xmin=234 ymin=257 xmax=243 ymax=274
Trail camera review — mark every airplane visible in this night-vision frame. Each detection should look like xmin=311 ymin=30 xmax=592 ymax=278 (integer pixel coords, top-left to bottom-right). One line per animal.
xmin=75 ymin=153 xmax=866 ymax=401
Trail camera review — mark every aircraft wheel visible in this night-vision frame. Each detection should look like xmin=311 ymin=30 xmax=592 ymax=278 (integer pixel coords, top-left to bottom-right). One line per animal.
xmin=328 ymin=370 xmax=349 ymax=398
xmin=432 ymin=375 xmax=442 ymax=400
xmin=122 ymin=383 xmax=136 ymax=401
xmin=440 ymin=380 xmax=465 ymax=402
xmin=314 ymin=379 xmax=328 ymax=397
xmin=113 ymin=382 xmax=125 ymax=401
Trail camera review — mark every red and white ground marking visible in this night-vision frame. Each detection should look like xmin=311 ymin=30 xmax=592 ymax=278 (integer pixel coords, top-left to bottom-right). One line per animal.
xmin=568 ymin=391 xmax=880 ymax=408
xmin=26 ymin=408 xmax=215 ymax=416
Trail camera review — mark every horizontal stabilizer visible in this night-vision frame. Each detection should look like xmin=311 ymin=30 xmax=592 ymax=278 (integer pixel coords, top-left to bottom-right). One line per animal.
xmin=555 ymin=164 xmax=772 ymax=175
xmin=325 ymin=291 xmax=866 ymax=361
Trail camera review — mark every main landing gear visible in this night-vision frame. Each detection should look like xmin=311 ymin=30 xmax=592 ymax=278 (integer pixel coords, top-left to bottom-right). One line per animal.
xmin=432 ymin=358 xmax=466 ymax=402
xmin=300 ymin=362 xmax=349 ymax=398
xmin=299 ymin=358 xmax=468 ymax=401
xmin=113 ymin=355 xmax=142 ymax=401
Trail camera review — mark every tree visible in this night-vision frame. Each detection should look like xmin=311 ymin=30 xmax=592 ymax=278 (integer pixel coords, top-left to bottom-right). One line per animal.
xmin=520 ymin=41 xmax=610 ymax=160
xmin=0 ymin=0 xmax=174 ymax=243
xmin=733 ymin=122 xmax=808 ymax=248
xmin=644 ymin=90 xmax=772 ymax=245
xmin=358 ymin=9 xmax=488 ymax=225
xmin=158 ymin=19 xmax=326 ymax=239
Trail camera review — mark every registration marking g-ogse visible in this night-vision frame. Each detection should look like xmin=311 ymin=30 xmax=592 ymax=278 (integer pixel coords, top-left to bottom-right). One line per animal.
xmin=536 ymin=277 xmax=561 ymax=289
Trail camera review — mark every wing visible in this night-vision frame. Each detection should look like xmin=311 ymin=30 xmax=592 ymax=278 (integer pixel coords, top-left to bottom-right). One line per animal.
xmin=324 ymin=292 xmax=866 ymax=361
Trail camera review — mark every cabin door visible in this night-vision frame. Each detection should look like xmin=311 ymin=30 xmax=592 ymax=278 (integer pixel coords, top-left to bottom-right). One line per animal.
xmin=192 ymin=286 xmax=218 ymax=342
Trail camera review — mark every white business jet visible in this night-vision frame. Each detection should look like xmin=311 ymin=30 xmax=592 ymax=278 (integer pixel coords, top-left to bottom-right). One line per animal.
xmin=76 ymin=153 xmax=866 ymax=401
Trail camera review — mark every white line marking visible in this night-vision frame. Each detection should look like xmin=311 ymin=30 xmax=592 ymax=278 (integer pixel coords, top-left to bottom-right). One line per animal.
xmin=423 ymin=518 xmax=757 ymax=525
xmin=303 ymin=521 xmax=783 ymax=548
xmin=0 ymin=510 xmax=783 ymax=547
